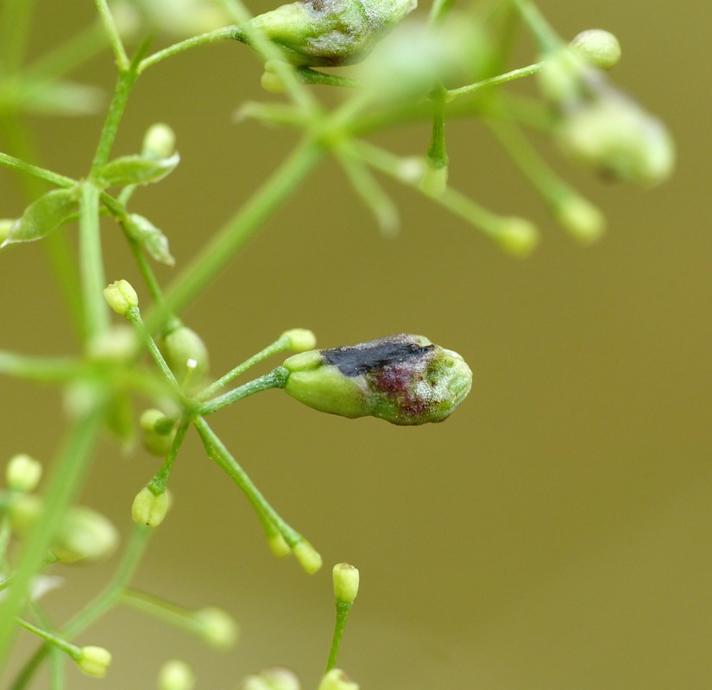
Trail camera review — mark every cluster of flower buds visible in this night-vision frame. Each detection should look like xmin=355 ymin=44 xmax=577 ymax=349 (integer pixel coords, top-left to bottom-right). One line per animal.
xmin=282 ymin=334 xmax=472 ymax=425
xmin=244 ymin=0 xmax=417 ymax=66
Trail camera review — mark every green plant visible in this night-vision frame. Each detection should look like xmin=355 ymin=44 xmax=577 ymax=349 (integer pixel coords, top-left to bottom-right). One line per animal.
xmin=0 ymin=0 xmax=672 ymax=687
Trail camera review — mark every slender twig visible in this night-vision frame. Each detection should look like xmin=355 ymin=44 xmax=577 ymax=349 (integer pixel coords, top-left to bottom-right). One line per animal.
xmin=447 ymin=62 xmax=542 ymax=100
xmin=93 ymin=0 xmax=129 ymax=70
xmin=199 ymin=368 xmax=288 ymax=416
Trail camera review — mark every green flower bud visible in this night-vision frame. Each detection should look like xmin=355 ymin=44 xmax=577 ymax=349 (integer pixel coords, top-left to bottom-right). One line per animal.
xmin=557 ymin=94 xmax=675 ymax=186
xmin=246 ymin=0 xmax=417 ymax=67
xmin=282 ymin=328 xmax=317 ymax=353
xmin=161 ymin=325 xmax=210 ymax=387
xmin=571 ymin=29 xmax=621 ymax=70
xmin=318 ymin=669 xmax=359 ymax=690
xmin=88 ymin=325 xmax=138 ymax=362
xmin=159 ymin=660 xmax=196 ymax=690
xmin=140 ymin=409 xmax=176 ymax=457
xmin=496 ymin=218 xmax=539 ymax=257
xmin=193 ymin=607 xmax=239 ymax=649
xmin=537 ymin=49 xmax=586 ymax=103
xmin=103 ymin=279 xmax=139 ymax=316
xmin=6 ymin=454 xmax=42 ymax=492
xmin=554 ymin=195 xmax=606 ymax=244
xmin=244 ymin=669 xmax=301 ymax=690
xmin=143 ymin=123 xmax=176 ymax=159
xmin=283 ymin=334 xmax=472 ymax=425
xmin=76 ymin=646 xmax=112 ymax=678
xmin=268 ymin=531 xmax=292 ymax=558
xmin=132 ymin=486 xmax=172 ymax=527
xmin=332 ymin=563 xmax=359 ymax=604
xmin=419 ymin=163 xmax=448 ymax=198
xmin=0 ymin=219 xmax=13 ymax=244
xmin=52 ymin=506 xmax=119 ymax=563
xmin=292 ymin=539 xmax=323 ymax=574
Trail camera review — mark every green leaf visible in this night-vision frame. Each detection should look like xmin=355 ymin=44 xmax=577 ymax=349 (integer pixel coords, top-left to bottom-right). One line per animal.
xmin=95 ymin=153 xmax=180 ymax=188
xmin=125 ymin=213 xmax=175 ymax=266
xmin=1 ymin=188 xmax=79 ymax=248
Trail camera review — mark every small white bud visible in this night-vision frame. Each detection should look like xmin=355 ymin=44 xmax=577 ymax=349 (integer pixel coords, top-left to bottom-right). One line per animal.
xmin=76 ymin=646 xmax=112 ymax=678
xmin=555 ymin=195 xmax=606 ymax=244
xmin=571 ymin=29 xmax=622 ymax=70
xmin=318 ymin=669 xmax=359 ymax=690
xmin=193 ymin=607 xmax=239 ymax=649
xmin=6 ymin=454 xmax=42 ymax=492
xmin=496 ymin=218 xmax=539 ymax=257
xmin=143 ymin=123 xmax=176 ymax=159
xmin=132 ymin=487 xmax=172 ymax=527
xmin=159 ymin=659 xmax=196 ymax=690
xmin=282 ymin=329 xmax=317 ymax=353
xmin=396 ymin=157 xmax=427 ymax=184
xmin=292 ymin=540 xmax=323 ymax=574
xmin=332 ymin=563 xmax=360 ymax=605
xmin=103 ymin=279 xmax=138 ymax=316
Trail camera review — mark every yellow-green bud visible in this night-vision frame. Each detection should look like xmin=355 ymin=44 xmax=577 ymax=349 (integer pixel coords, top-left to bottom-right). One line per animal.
xmin=88 ymin=325 xmax=137 ymax=362
xmin=103 ymin=279 xmax=138 ymax=316
xmin=332 ymin=563 xmax=360 ymax=604
xmin=268 ymin=531 xmax=292 ymax=558
xmin=261 ymin=62 xmax=287 ymax=93
xmin=143 ymin=123 xmax=177 ymax=159
xmin=537 ymin=49 xmax=586 ymax=104
xmin=161 ymin=325 xmax=210 ymax=387
xmin=244 ymin=669 xmax=301 ymax=690
xmin=140 ymin=409 xmax=176 ymax=457
xmin=6 ymin=454 xmax=42 ymax=492
xmin=0 ymin=219 xmax=13 ymax=244
xmin=555 ymin=195 xmax=606 ymax=244
xmin=318 ymin=669 xmax=359 ymax=690
xmin=246 ymin=0 xmax=417 ymax=67
xmin=571 ymin=29 xmax=622 ymax=70
xmin=76 ymin=646 xmax=112 ymax=678
xmin=292 ymin=540 xmax=323 ymax=574
xmin=193 ymin=607 xmax=239 ymax=649
xmin=132 ymin=487 xmax=172 ymax=527
xmin=53 ymin=506 xmax=119 ymax=563
xmin=496 ymin=218 xmax=539 ymax=257
xmin=282 ymin=328 xmax=317 ymax=353
xmin=419 ymin=163 xmax=448 ymax=198
xmin=283 ymin=335 xmax=472 ymax=425
xmin=159 ymin=660 xmax=196 ymax=690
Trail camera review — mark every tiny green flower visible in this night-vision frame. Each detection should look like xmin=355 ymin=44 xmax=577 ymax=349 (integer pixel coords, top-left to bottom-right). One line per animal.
xmin=5 ymin=454 xmax=42 ymax=492
xmin=283 ymin=334 xmax=472 ymax=425
xmin=496 ymin=218 xmax=539 ymax=257
xmin=332 ymin=563 xmax=360 ymax=605
xmin=132 ymin=486 xmax=172 ymax=527
xmin=318 ymin=669 xmax=359 ymax=690
xmin=193 ymin=607 xmax=239 ymax=649
xmin=245 ymin=0 xmax=417 ymax=66
xmin=143 ymin=123 xmax=176 ymax=159
xmin=76 ymin=646 xmax=112 ymax=678
xmin=571 ymin=29 xmax=622 ymax=70
xmin=103 ymin=279 xmax=139 ymax=316
xmin=161 ymin=325 xmax=210 ymax=387
xmin=159 ymin=659 xmax=196 ymax=690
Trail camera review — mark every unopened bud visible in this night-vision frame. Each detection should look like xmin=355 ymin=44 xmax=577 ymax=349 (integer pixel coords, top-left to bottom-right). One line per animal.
xmin=571 ymin=29 xmax=622 ymax=70
xmin=103 ymin=279 xmax=138 ymax=316
xmin=89 ymin=325 xmax=137 ymax=362
xmin=159 ymin=659 xmax=196 ymax=690
xmin=0 ymin=219 xmax=13 ymax=244
xmin=53 ymin=506 xmax=119 ymax=563
xmin=194 ymin=607 xmax=239 ymax=649
xmin=132 ymin=487 xmax=171 ymax=527
xmin=140 ymin=409 xmax=176 ymax=457
xmin=282 ymin=328 xmax=317 ymax=353
xmin=318 ymin=669 xmax=359 ymax=690
xmin=76 ymin=646 xmax=112 ymax=678
xmin=261 ymin=62 xmax=286 ymax=93
xmin=6 ymin=454 xmax=42 ymax=492
xmin=419 ymin=163 xmax=448 ymax=198
xmin=143 ymin=123 xmax=176 ymax=159
xmin=555 ymin=195 xmax=606 ymax=244
xmin=268 ymin=531 xmax=292 ymax=558
xmin=283 ymin=335 xmax=472 ymax=425
xmin=496 ymin=218 xmax=539 ymax=257
xmin=292 ymin=540 xmax=323 ymax=574
xmin=332 ymin=563 xmax=360 ymax=604
xmin=161 ymin=326 xmax=210 ymax=387
xmin=243 ymin=669 xmax=301 ymax=690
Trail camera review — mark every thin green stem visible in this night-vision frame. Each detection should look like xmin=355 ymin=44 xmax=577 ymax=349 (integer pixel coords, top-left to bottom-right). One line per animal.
xmin=0 ymin=0 xmax=36 ymax=71
xmin=326 ymin=601 xmax=352 ymax=672
xmin=148 ymin=418 xmax=190 ymax=494
xmin=193 ymin=417 xmax=303 ymax=548
xmin=93 ymin=0 xmax=129 ymax=70
xmin=120 ymin=589 xmax=203 ymax=637
xmin=0 ymin=151 xmax=75 ymax=188
xmin=126 ymin=309 xmax=179 ymax=386
xmin=79 ymin=182 xmax=109 ymax=341
xmin=427 ymin=86 xmax=449 ymax=170
xmin=511 ymin=0 xmax=561 ymax=53
xmin=0 ymin=400 xmax=105 ymax=669
xmin=429 ymin=0 xmax=454 ymax=25
xmin=199 ymin=367 xmax=288 ymax=416
xmin=0 ymin=351 xmax=86 ymax=383
xmin=447 ymin=62 xmax=542 ymax=100
xmin=0 ymin=516 xmax=11 ymax=570
xmin=297 ymin=68 xmax=359 ymax=89
xmin=151 ymin=140 xmax=322 ymax=330
xmin=16 ymin=619 xmax=80 ymax=660
xmin=138 ymin=26 xmax=242 ymax=74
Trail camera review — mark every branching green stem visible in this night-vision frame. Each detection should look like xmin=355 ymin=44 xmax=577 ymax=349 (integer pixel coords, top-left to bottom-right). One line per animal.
xmin=199 ymin=367 xmax=288 ymax=415
xmin=121 ymin=589 xmax=206 ymax=638
xmin=93 ymin=0 xmax=129 ymax=70
xmin=148 ymin=418 xmax=190 ymax=494
xmin=0 ymin=151 xmax=75 ymax=188
xmin=447 ymin=62 xmax=542 ymax=100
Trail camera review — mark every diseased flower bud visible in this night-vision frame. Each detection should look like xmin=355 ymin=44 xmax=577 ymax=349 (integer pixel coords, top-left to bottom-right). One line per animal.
xmin=76 ymin=646 xmax=112 ymax=678
xmin=571 ymin=29 xmax=621 ymax=70
xmin=6 ymin=454 xmax=42 ymax=492
xmin=282 ymin=328 xmax=317 ymax=353
xmin=333 ymin=563 xmax=359 ymax=604
xmin=193 ymin=607 xmax=239 ymax=649
xmin=161 ymin=325 xmax=210 ymax=387
xmin=243 ymin=669 xmax=301 ymax=690
xmin=283 ymin=334 xmax=472 ymax=425
xmin=103 ymin=279 xmax=139 ymax=316
xmin=318 ymin=669 xmax=359 ymax=690
xmin=557 ymin=93 xmax=675 ymax=186
xmin=245 ymin=0 xmax=417 ymax=67
xmin=132 ymin=486 xmax=172 ymax=527
xmin=143 ymin=123 xmax=176 ymax=159
xmin=159 ymin=660 xmax=196 ymax=690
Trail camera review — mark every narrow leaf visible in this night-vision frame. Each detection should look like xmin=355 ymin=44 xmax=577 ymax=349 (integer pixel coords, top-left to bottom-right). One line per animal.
xmin=96 ymin=153 xmax=180 ymax=188
xmin=125 ymin=213 xmax=175 ymax=266
xmin=1 ymin=188 xmax=78 ymax=248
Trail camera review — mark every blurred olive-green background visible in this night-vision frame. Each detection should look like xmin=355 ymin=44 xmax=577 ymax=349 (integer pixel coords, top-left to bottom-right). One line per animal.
xmin=1 ymin=1 xmax=711 ymax=688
